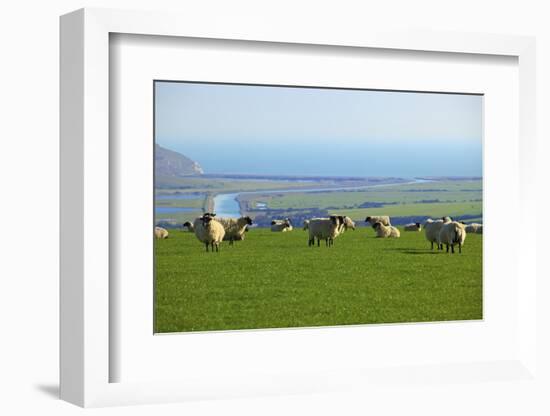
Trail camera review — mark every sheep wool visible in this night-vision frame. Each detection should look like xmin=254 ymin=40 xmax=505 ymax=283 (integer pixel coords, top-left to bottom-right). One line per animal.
xmin=404 ymin=222 xmax=422 ymax=232
xmin=271 ymin=218 xmax=293 ymax=232
xmin=372 ymin=222 xmax=400 ymax=238
xmin=365 ymin=215 xmax=391 ymax=226
xmin=192 ymin=214 xmax=225 ymax=252
xmin=155 ymin=226 xmax=169 ymax=239
xmin=307 ymin=216 xmax=344 ymax=247
xmin=439 ymin=221 xmax=467 ymax=254
xmin=465 ymin=223 xmax=483 ymax=234
xmin=182 ymin=221 xmax=194 ymax=232
xmin=424 ymin=217 xmax=451 ymax=250
xmin=212 ymin=215 xmax=253 ymax=245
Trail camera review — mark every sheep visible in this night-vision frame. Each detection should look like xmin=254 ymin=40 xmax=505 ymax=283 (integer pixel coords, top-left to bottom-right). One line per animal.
xmin=439 ymin=221 xmax=467 ymax=253
xmin=365 ymin=215 xmax=391 ymax=226
xmin=371 ymin=222 xmax=400 ymax=238
xmin=465 ymin=223 xmax=483 ymax=234
xmin=182 ymin=221 xmax=194 ymax=232
xmin=423 ymin=217 xmax=452 ymax=250
xmin=404 ymin=222 xmax=422 ymax=232
xmin=206 ymin=213 xmax=252 ymax=245
xmin=271 ymin=218 xmax=293 ymax=232
xmin=155 ymin=226 xmax=169 ymax=239
xmin=307 ymin=216 xmax=344 ymax=247
xmin=338 ymin=216 xmax=356 ymax=233
xmin=192 ymin=213 xmax=225 ymax=252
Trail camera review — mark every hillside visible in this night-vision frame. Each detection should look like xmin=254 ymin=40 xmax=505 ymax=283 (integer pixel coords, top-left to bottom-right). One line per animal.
xmin=155 ymin=144 xmax=204 ymax=177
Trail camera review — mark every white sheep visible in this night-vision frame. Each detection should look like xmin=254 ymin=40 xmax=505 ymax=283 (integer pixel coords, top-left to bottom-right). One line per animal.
xmin=154 ymin=226 xmax=169 ymax=239
xmin=192 ymin=214 xmax=225 ymax=252
xmin=271 ymin=218 xmax=293 ymax=232
xmin=439 ymin=221 xmax=467 ymax=253
xmin=465 ymin=223 xmax=483 ymax=234
xmin=404 ymin=222 xmax=422 ymax=232
xmin=206 ymin=213 xmax=252 ymax=245
xmin=371 ymin=222 xmax=400 ymax=238
xmin=423 ymin=217 xmax=452 ymax=250
xmin=182 ymin=221 xmax=194 ymax=232
xmin=338 ymin=216 xmax=356 ymax=233
xmin=307 ymin=216 xmax=344 ymax=247
xmin=365 ymin=215 xmax=391 ymax=226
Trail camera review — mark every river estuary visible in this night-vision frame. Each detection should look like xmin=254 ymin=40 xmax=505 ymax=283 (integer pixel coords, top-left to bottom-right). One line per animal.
xmin=212 ymin=178 xmax=432 ymax=218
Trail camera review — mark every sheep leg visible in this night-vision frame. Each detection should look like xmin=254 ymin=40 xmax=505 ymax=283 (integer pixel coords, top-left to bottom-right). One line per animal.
xmin=451 ymin=244 xmax=455 ymax=254
xmin=458 ymin=243 xmax=462 ymax=254
xmin=317 ymin=238 xmax=320 ymax=247
xmin=205 ymin=242 xmax=209 ymax=252
xmin=431 ymin=241 xmax=434 ymax=250
xmin=446 ymin=244 xmax=449 ymax=253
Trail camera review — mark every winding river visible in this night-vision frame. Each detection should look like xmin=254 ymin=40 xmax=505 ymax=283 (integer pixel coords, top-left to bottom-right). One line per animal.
xmin=212 ymin=178 xmax=432 ymax=218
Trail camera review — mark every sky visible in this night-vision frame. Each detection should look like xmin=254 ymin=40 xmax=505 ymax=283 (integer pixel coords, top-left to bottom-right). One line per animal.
xmin=155 ymin=81 xmax=483 ymax=178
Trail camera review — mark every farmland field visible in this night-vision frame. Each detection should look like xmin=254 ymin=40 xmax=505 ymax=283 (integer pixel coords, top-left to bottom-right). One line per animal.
xmin=155 ymin=227 xmax=482 ymax=333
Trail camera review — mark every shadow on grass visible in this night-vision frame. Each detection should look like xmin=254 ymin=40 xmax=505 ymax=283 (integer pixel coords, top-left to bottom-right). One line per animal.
xmin=383 ymin=248 xmax=442 ymax=255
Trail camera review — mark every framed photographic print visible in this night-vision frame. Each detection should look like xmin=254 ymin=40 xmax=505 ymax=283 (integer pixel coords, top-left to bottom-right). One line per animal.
xmin=152 ymin=80 xmax=484 ymax=334
xmin=60 ymin=8 xmax=539 ymax=408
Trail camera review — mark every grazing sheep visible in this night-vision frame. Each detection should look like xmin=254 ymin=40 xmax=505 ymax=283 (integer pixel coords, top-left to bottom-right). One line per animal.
xmin=192 ymin=214 xmax=225 ymax=252
xmin=182 ymin=221 xmax=194 ymax=232
xmin=155 ymin=226 xmax=169 ymax=239
xmin=339 ymin=216 xmax=356 ymax=233
xmin=208 ymin=214 xmax=253 ymax=245
xmin=371 ymin=222 xmax=400 ymax=238
xmin=465 ymin=223 xmax=483 ymax=234
xmin=439 ymin=221 xmax=467 ymax=253
xmin=424 ymin=217 xmax=452 ymax=250
xmin=307 ymin=216 xmax=344 ymax=247
xmin=404 ymin=222 xmax=422 ymax=232
xmin=365 ymin=215 xmax=391 ymax=226
xmin=271 ymin=218 xmax=293 ymax=232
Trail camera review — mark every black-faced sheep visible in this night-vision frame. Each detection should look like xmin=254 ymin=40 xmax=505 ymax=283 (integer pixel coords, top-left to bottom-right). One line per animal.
xmin=424 ymin=217 xmax=452 ymax=250
xmin=439 ymin=221 xmax=467 ymax=253
xmin=209 ymin=214 xmax=253 ymax=245
xmin=271 ymin=218 xmax=293 ymax=232
xmin=307 ymin=216 xmax=344 ymax=247
xmin=404 ymin=222 xmax=422 ymax=232
xmin=371 ymin=222 xmax=400 ymax=238
xmin=192 ymin=213 xmax=225 ymax=252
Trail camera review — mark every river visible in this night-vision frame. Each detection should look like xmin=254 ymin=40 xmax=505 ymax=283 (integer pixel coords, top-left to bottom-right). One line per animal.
xmin=212 ymin=178 xmax=432 ymax=218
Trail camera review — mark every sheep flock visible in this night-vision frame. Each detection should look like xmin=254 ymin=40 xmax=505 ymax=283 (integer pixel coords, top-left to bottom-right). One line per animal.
xmin=156 ymin=213 xmax=480 ymax=254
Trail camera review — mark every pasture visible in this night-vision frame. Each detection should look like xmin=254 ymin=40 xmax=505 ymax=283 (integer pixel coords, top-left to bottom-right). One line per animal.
xmin=155 ymin=226 xmax=482 ymax=333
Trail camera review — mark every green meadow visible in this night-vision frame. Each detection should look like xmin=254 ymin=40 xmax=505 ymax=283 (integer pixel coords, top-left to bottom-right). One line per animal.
xmin=240 ymin=179 xmax=482 ymax=223
xmin=155 ymin=227 xmax=483 ymax=333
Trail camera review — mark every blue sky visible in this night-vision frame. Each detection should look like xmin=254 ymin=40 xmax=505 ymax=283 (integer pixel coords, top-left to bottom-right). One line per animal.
xmin=155 ymin=81 xmax=483 ymax=177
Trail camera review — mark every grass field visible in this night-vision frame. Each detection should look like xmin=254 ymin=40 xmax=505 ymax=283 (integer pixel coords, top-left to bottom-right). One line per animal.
xmin=155 ymin=227 xmax=483 ymax=333
xmin=241 ymin=179 xmax=482 ymax=222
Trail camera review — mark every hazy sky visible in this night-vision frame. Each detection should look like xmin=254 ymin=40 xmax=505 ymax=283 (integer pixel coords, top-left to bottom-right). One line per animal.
xmin=155 ymin=81 xmax=483 ymax=177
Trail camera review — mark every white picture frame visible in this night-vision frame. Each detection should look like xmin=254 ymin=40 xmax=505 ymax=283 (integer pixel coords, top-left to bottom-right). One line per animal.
xmin=60 ymin=7 xmax=538 ymax=408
